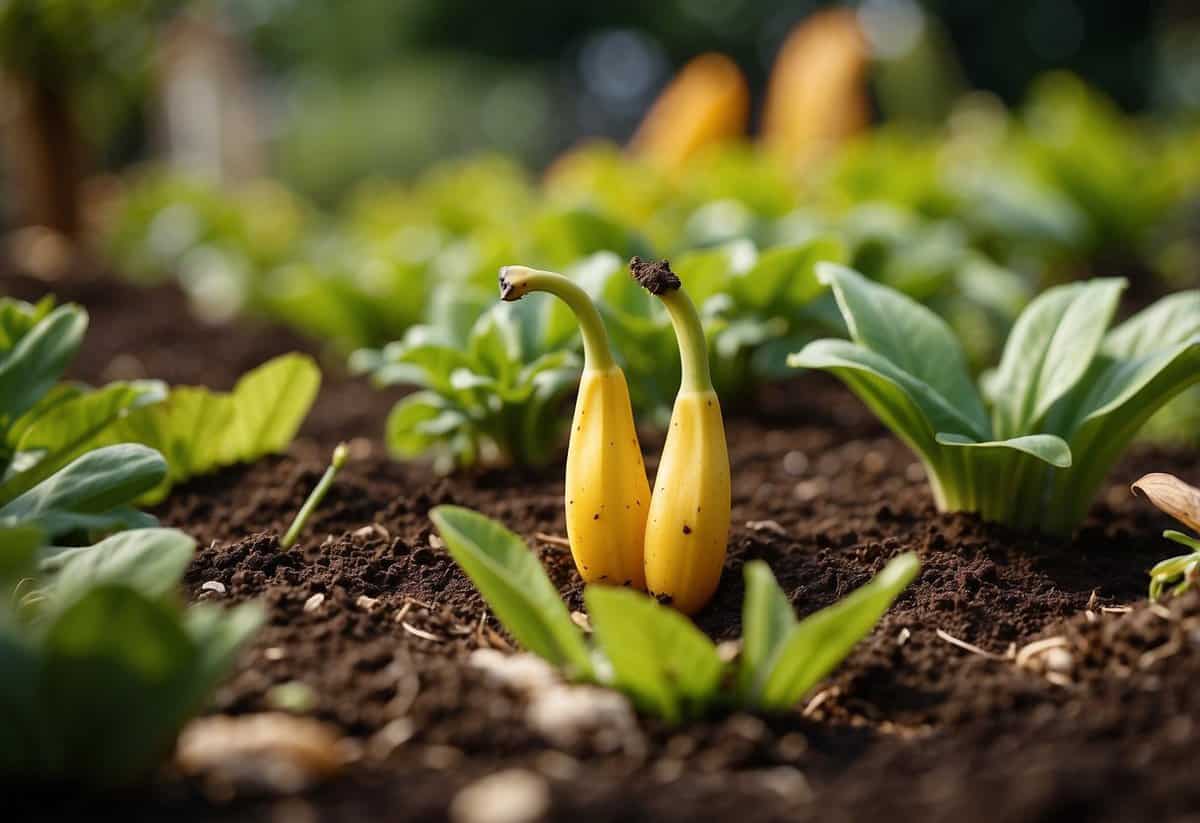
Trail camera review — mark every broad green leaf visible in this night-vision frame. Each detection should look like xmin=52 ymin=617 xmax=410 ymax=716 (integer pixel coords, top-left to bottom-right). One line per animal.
xmin=934 ymin=432 xmax=1072 ymax=468
xmin=41 ymin=584 xmax=198 ymax=784
xmin=43 ymin=528 xmax=196 ymax=607
xmin=585 ymin=586 xmax=724 ymax=723
xmin=4 ymin=383 xmax=85 ymax=448
xmin=788 ymin=339 xmax=983 ymax=456
xmin=469 ymin=308 xmax=521 ymax=383
xmin=222 ymin=354 xmax=321 ymax=466
xmin=179 ymin=601 xmax=264 ymax=710
xmin=817 ymin=264 xmax=988 ymax=435
xmin=0 ymin=445 xmax=167 ymax=538
xmin=0 ymin=305 xmax=87 ymax=427
xmin=987 ymin=279 xmax=1124 ymax=437
xmin=0 ymin=381 xmax=168 ymax=504
xmin=737 ymin=561 xmax=797 ymax=701
xmin=755 ymin=553 xmax=919 ymax=711
xmin=0 ymin=521 xmax=44 ymax=583
xmin=430 ymin=506 xmax=592 ymax=676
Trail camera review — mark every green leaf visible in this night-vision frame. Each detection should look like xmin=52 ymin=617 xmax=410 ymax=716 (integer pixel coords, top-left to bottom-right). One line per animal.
xmin=0 ymin=381 xmax=168 ymax=504
xmin=0 ymin=444 xmax=167 ymax=539
xmin=385 ymin=391 xmax=453 ymax=457
xmin=430 ymin=506 xmax=592 ymax=676
xmin=0 ymin=296 xmax=55 ymax=352
xmin=730 ymin=237 xmax=844 ymax=311
xmin=751 ymin=553 xmax=919 ymax=711
xmin=0 ymin=521 xmax=44 ymax=583
xmin=987 ymin=279 xmax=1124 ymax=437
xmin=934 ymin=432 xmax=1072 ymax=468
xmin=42 ymin=528 xmax=196 ymax=607
xmin=584 ymin=586 xmax=724 ymax=723
xmin=788 ymin=339 xmax=981 ymax=459
xmin=91 ymin=354 xmax=320 ymax=500
xmin=221 ymin=353 xmax=321 ymax=465
xmin=817 ymin=263 xmax=988 ymax=437
xmin=0 ymin=304 xmax=87 ymax=427
xmin=737 ymin=561 xmax=797 ymax=701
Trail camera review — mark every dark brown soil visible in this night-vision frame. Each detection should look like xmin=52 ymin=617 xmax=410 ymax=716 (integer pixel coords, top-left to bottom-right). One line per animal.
xmin=6 ymin=265 xmax=1200 ymax=822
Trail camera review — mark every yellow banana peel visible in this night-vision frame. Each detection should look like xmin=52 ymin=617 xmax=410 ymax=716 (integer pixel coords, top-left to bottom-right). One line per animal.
xmin=629 ymin=52 xmax=749 ymax=174
xmin=499 ymin=265 xmax=650 ymax=588
xmin=630 ymin=257 xmax=731 ymax=614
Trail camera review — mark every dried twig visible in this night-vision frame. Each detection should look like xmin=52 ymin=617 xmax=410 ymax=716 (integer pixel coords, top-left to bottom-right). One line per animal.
xmin=935 ymin=628 xmax=1007 ymax=660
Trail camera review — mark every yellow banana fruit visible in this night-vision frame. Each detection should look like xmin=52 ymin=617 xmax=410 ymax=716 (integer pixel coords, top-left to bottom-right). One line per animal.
xmin=630 ymin=257 xmax=731 ymax=614
xmin=629 ymin=52 xmax=749 ymax=174
xmin=499 ymin=265 xmax=650 ymax=588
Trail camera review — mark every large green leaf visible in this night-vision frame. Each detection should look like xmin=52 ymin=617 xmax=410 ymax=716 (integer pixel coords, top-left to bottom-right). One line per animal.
xmin=430 ymin=506 xmax=592 ymax=676
xmin=934 ymin=433 xmax=1072 ymax=468
xmin=585 ymin=586 xmax=724 ymax=723
xmin=987 ymin=278 xmax=1124 ymax=437
xmin=42 ymin=528 xmax=196 ymax=607
xmin=817 ymin=263 xmax=988 ymax=436
xmin=752 ymin=553 xmax=919 ymax=711
xmin=0 ymin=304 xmax=87 ymax=427
xmin=221 ymin=353 xmax=321 ymax=465
xmin=40 ymin=585 xmax=200 ymax=784
xmin=0 ymin=445 xmax=167 ymax=539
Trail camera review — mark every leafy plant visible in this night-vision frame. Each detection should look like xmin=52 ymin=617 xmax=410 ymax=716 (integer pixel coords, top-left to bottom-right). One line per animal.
xmin=1132 ymin=473 xmax=1200 ymax=600
xmin=790 ymin=265 xmax=1200 ymax=535
xmin=431 ymin=505 xmax=917 ymax=721
xmin=89 ymin=353 xmax=322 ymax=502
xmin=0 ymin=523 xmax=262 ymax=786
xmin=352 ymin=301 xmax=581 ymax=470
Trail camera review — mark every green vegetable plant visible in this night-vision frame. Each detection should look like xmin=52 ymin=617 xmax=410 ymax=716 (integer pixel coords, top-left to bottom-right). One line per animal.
xmin=1131 ymin=473 xmax=1200 ymax=600
xmin=0 ymin=297 xmax=171 ymax=538
xmin=430 ymin=505 xmax=917 ymax=721
xmin=0 ymin=522 xmax=262 ymax=786
xmin=352 ymin=300 xmax=581 ymax=470
xmin=790 ymin=264 xmax=1200 ymax=535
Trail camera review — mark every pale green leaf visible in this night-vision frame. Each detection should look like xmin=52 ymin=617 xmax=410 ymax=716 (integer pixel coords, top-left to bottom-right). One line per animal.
xmin=585 ymin=586 xmax=724 ymax=723
xmin=430 ymin=506 xmax=592 ymax=676
xmin=0 ymin=304 xmax=87 ymax=426
xmin=737 ymin=561 xmax=798 ymax=700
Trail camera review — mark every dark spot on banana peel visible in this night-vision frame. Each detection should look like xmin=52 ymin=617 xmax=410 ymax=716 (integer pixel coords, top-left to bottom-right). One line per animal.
xmin=682 ymin=524 xmax=692 ymax=535
xmin=593 ymin=513 xmax=600 ymax=520
xmin=629 ymin=256 xmax=681 ymax=294
xmin=653 ymin=592 xmax=674 ymax=605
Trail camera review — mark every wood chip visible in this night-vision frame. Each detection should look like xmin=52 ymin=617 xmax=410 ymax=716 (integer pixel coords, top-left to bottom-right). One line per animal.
xmin=401 ymin=622 xmax=443 ymax=642
xmin=1100 ymin=605 xmax=1132 ymax=614
xmin=801 ymin=687 xmax=838 ymax=717
xmin=935 ymin=628 xmax=1007 ymax=660
xmin=303 ymin=593 xmax=325 ymax=613
xmin=534 ymin=532 xmax=571 ymax=549
xmin=200 ymin=580 xmax=227 ymax=595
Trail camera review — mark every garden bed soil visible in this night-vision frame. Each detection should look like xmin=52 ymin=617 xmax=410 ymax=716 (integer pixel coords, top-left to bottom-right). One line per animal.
xmin=7 ymin=266 xmax=1200 ymax=822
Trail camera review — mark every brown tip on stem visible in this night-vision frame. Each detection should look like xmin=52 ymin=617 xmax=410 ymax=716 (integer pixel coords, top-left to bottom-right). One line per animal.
xmin=498 ymin=267 xmax=524 ymax=301
xmin=629 ymin=256 xmax=681 ymax=295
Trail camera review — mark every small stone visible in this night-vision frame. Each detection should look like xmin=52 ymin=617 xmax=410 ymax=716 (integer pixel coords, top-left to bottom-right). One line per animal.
xmin=782 ymin=450 xmax=809 ymax=476
xmin=450 ymin=769 xmax=550 ymax=823
xmin=356 ymin=595 xmax=380 ymax=611
xmin=176 ymin=713 xmax=345 ymax=796
xmin=526 ymin=685 xmax=638 ymax=749
xmin=303 ymin=593 xmax=325 ymax=613
xmin=264 ymin=647 xmax=287 ymax=661
xmin=469 ymin=649 xmax=559 ymax=696
xmin=201 ymin=580 xmax=227 ymax=595
xmin=745 ymin=520 xmax=787 ymax=536
xmin=569 ymin=611 xmax=592 ymax=632
xmin=429 ymin=534 xmax=445 ymax=549
xmin=1043 ymin=647 xmax=1074 ymax=674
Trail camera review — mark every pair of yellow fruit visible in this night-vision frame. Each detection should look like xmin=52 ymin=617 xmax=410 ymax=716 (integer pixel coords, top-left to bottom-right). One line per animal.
xmin=500 ymin=259 xmax=730 ymax=615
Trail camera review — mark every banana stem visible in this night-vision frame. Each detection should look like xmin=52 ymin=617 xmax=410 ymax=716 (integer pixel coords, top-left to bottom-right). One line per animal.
xmin=499 ymin=266 xmax=616 ymax=371
xmin=629 ymin=257 xmax=712 ymax=394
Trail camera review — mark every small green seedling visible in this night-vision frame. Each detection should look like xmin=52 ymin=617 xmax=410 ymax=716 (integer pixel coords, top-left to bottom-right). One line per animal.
xmin=430 ymin=505 xmax=918 ymax=721
xmin=281 ymin=442 xmax=349 ymax=549
xmin=1132 ymin=473 xmax=1200 ymax=600
xmin=790 ymin=265 xmax=1200 ymax=535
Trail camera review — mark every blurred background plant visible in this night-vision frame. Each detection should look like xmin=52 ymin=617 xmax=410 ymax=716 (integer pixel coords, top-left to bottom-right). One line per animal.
xmin=2 ymin=0 xmax=1199 ymax=466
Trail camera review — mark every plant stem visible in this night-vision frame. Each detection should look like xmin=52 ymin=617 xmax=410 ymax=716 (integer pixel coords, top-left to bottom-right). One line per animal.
xmin=499 ymin=266 xmax=615 ymax=371
xmin=281 ymin=443 xmax=349 ymax=549
xmin=657 ymin=287 xmax=713 ymax=394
